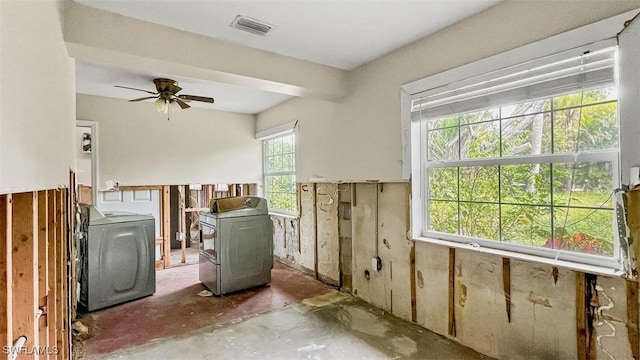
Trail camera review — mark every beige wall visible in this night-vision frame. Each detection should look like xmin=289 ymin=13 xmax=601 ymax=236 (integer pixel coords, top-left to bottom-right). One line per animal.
xmin=76 ymin=94 xmax=262 ymax=187
xmin=0 ymin=0 xmax=75 ymax=194
xmin=257 ymin=0 xmax=640 ymax=182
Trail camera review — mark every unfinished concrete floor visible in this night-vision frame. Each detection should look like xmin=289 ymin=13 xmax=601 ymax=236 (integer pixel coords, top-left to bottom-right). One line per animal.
xmin=77 ymin=261 xmax=489 ymax=360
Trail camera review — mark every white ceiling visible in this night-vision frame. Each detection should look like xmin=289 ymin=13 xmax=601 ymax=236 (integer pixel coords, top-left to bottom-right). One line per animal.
xmin=73 ymin=0 xmax=501 ymax=114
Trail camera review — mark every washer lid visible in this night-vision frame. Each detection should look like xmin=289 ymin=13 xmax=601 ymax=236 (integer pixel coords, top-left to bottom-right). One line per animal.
xmin=89 ymin=206 xmax=155 ymax=225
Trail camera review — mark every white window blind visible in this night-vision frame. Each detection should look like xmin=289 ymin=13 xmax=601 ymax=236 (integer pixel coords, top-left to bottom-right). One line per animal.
xmin=411 ymin=38 xmax=617 ymax=121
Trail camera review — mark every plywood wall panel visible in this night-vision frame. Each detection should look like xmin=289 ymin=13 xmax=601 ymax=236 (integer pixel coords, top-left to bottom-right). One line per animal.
xmin=498 ymin=260 xmax=577 ymax=359
xmin=414 ymin=241 xmax=449 ymax=336
xmin=298 ymin=183 xmax=316 ymax=271
xmin=378 ymin=183 xmax=412 ymax=321
xmin=453 ymin=249 xmax=503 ymax=358
xmin=351 ymin=183 xmax=389 ymax=311
xmin=316 ymin=183 xmax=339 ymax=285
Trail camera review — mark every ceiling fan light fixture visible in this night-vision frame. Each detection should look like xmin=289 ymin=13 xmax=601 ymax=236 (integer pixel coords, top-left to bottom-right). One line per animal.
xmin=155 ymin=98 xmax=168 ymax=113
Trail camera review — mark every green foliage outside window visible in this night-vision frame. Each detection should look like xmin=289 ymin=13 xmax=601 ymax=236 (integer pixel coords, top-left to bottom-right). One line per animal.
xmin=427 ymin=88 xmax=618 ymax=256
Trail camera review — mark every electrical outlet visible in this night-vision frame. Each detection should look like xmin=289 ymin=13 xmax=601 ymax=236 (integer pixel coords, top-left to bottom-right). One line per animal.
xmin=372 ymin=257 xmax=382 ymax=271
xmin=176 ymin=232 xmax=185 ymax=241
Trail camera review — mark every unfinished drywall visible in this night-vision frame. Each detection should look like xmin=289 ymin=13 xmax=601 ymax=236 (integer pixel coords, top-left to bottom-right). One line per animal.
xmin=76 ymin=95 xmax=261 ymax=186
xmin=0 ymin=0 xmax=76 ymax=194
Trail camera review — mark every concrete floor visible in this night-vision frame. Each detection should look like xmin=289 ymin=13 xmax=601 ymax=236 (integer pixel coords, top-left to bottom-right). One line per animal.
xmin=101 ymin=290 xmax=489 ymax=360
xmin=169 ymin=244 xmax=199 ymax=266
xmin=76 ymin=260 xmax=490 ymax=360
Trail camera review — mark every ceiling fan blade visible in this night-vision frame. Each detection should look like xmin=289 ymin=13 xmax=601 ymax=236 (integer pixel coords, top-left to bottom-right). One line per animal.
xmin=178 ymin=94 xmax=215 ymax=103
xmin=167 ymin=83 xmax=182 ymax=94
xmin=114 ymin=85 xmax=158 ymax=95
xmin=175 ymin=98 xmax=191 ymax=109
xmin=128 ymin=96 xmax=159 ymax=102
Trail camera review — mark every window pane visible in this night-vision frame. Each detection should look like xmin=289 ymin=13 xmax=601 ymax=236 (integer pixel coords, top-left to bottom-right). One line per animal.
xmin=428 ymin=167 xmax=458 ymax=200
xmin=459 ymin=166 xmax=498 ymax=202
xmin=500 ymin=164 xmax=550 ymax=205
xmin=553 ymin=87 xmax=616 ymax=110
xmin=501 ymin=113 xmax=551 ymax=156
xmin=460 ymin=121 xmax=500 ymax=159
xmin=460 ymin=108 xmax=500 ymax=124
xmin=501 ymin=204 xmax=551 ymax=247
xmin=428 ymin=200 xmax=458 ymax=234
xmin=427 ymin=128 xmax=459 ymax=161
xmin=552 ymin=208 xmax=614 ymax=256
xmin=283 ymin=154 xmax=294 ymax=172
xmin=460 ymin=202 xmax=499 ymax=240
xmin=552 ymin=161 xmax=614 ymax=208
xmin=428 ymin=115 xmax=459 ymax=131
xmin=502 ymin=99 xmax=550 ymax=117
xmin=282 ymin=135 xmax=294 ymax=154
xmin=553 ymin=103 xmax=618 ymax=153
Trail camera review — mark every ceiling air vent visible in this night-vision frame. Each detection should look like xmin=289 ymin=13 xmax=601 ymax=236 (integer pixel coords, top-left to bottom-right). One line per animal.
xmin=230 ymin=15 xmax=274 ymax=36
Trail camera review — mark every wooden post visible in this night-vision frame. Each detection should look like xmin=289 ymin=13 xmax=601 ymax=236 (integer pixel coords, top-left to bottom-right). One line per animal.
xmin=502 ymin=258 xmax=511 ymax=323
xmin=1 ymin=195 xmax=12 ymax=354
xmin=576 ymin=272 xmax=588 ymax=360
xmin=448 ymin=248 xmax=456 ymax=337
xmin=179 ymin=186 xmax=186 ymax=264
xmin=11 ymin=192 xmax=39 ymax=359
xmin=162 ymin=186 xmax=171 ymax=269
xmin=37 ymin=191 xmax=49 ymax=358
xmin=56 ymin=190 xmax=66 ymax=359
xmin=627 ymin=279 xmax=640 ymax=360
xmin=46 ymin=191 xmax=57 ymax=355
xmin=410 ymin=243 xmax=417 ymax=323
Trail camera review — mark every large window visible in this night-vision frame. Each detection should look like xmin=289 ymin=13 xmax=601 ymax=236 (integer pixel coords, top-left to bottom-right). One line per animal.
xmin=264 ymin=133 xmax=297 ymax=214
xmin=409 ymin=36 xmax=624 ymax=267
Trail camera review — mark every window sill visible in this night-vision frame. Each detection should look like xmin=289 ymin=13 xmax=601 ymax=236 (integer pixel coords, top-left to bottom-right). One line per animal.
xmin=413 ymin=236 xmax=624 ymax=278
xmin=269 ymin=211 xmax=299 ymax=220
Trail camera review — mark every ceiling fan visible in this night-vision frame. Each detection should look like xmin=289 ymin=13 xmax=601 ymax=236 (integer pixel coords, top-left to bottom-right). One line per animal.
xmin=115 ymin=78 xmax=215 ymax=120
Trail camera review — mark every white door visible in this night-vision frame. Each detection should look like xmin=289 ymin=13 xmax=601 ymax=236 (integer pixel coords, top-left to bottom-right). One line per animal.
xmin=97 ymin=189 xmax=162 ymax=260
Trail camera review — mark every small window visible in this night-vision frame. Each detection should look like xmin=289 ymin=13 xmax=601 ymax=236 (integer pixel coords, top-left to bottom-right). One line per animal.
xmin=263 ymin=133 xmax=297 ymax=214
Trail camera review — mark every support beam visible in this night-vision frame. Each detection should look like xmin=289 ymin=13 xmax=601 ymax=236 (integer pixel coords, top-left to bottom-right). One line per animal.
xmin=37 ymin=191 xmax=49 ymax=359
xmin=56 ymin=190 xmax=66 ymax=359
xmin=46 ymin=191 xmax=57 ymax=355
xmin=502 ymin=258 xmax=511 ymax=323
xmin=1 ymin=195 xmax=12 ymax=354
xmin=448 ymin=248 xmax=456 ymax=337
xmin=11 ymin=192 xmax=39 ymax=359
xmin=627 ymin=279 xmax=639 ymax=360
xmin=162 ymin=186 xmax=170 ymax=269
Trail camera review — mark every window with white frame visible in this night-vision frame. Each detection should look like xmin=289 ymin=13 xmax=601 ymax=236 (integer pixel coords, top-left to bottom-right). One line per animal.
xmin=264 ymin=133 xmax=297 ymax=214
xmin=408 ymin=32 xmax=628 ymax=268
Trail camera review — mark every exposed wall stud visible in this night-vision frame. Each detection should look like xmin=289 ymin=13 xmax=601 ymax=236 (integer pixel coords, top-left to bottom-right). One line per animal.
xmin=11 ymin=192 xmax=39 ymax=354
xmin=1 ymin=194 xmax=13 ymax=350
xmin=410 ymin=243 xmax=417 ymax=322
xmin=627 ymin=279 xmax=639 ymax=360
xmin=448 ymin=247 xmax=456 ymax=337
xmin=47 ymin=191 xmax=58 ymax=352
xmin=37 ymin=190 xmax=49 ymax=356
xmin=502 ymin=257 xmax=511 ymax=322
